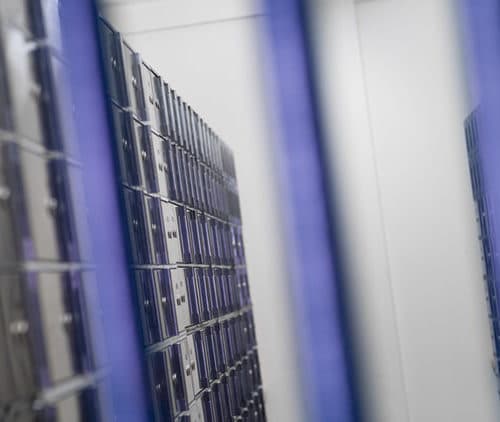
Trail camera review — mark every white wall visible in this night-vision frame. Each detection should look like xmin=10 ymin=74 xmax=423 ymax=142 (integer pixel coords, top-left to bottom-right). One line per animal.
xmin=312 ymin=0 xmax=500 ymax=421
xmin=99 ymin=2 xmax=305 ymax=421
xmin=311 ymin=1 xmax=410 ymax=420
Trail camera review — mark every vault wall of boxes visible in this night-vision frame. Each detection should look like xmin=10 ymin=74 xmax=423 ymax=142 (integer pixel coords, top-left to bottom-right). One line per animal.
xmin=99 ymin=18 xmax=266 ymax=422
xmin=0 ymin=2 xmax=266 ymax=420
xmin=0 ymin=2 xmax=108 ymax=421
xmin=465 ymin=110 xmax=500 ymax=389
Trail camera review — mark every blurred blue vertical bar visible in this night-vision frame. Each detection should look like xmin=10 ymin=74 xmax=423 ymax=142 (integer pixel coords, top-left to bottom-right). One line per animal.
xmin=263 ymin=1 xmax=356 ymax=421
xmin=464 ymin=0 xmax=500 ymax=369
xmin=59 ymin=1 xmax=149 ymax=421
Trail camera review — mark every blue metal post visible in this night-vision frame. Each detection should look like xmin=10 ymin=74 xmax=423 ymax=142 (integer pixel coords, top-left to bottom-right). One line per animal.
xmin=59 ymin=1 xmax=150 ymax=420
xmin=263 ymin=1 xmax=357 ymax=421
